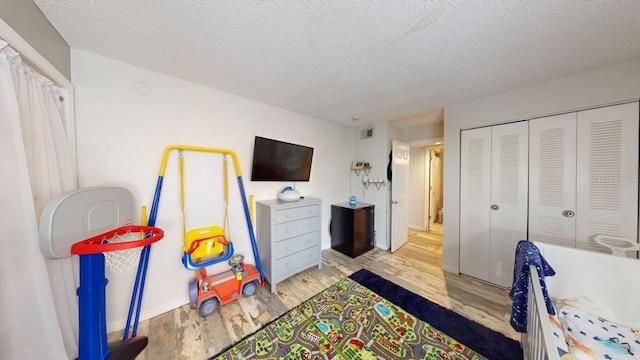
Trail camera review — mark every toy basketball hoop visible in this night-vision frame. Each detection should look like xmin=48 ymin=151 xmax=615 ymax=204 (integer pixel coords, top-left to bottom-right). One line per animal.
xmin=71 ymin=225 xmax=164 ymax=274
xmin=39 ymin=187 xmax=165 ymax=360
xmin=71 ymin=224 xmax=164 ymax=359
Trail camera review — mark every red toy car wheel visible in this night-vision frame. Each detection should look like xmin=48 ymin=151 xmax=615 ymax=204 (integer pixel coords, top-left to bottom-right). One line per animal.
xmin=242 ymin=282 xmax=257 ymax=296
xmin=199 ymin=298 xmax=218 ymax=316
xmin=188 ymin=281 xmax=198 ymax=304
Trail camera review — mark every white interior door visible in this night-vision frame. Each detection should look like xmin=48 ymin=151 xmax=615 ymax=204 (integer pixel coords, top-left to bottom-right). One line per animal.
xmin=428 ymin=150 xmax=441 ymax=231
xmin=489 ymin=122 xmax=529 ymax=287
xmin=391 ymin=140 xmax=410 ymax=252
xmin=460 ymin=128 xmax=491 ymax=281
xmin=529 ymin=113 xmax=577 ymax=247
xmin=425 ymin=148 xmax=432 ymax=230
xmin=576 ymin=102 xmax=639 ymax=254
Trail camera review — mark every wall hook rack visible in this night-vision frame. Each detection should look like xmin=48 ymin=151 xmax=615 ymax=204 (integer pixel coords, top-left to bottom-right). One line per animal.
xmin=353 ymin=166 xmax=371 ymax=176
xmin=363 ymin=178 xmax=385 ymax=190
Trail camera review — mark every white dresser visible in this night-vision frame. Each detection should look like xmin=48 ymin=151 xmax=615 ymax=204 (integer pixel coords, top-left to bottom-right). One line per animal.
xmin=256 ymin=197 xmax=322 ymax=293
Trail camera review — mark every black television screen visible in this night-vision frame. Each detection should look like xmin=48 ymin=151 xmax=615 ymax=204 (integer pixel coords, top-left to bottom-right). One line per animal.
xmin=250 ymin=136 xmax=314 ymax=182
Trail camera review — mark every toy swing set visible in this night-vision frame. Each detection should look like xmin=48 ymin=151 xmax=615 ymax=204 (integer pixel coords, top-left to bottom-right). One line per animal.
xmin=37 ymin=145 xmax=263 ymax=359
xmin=150 ymin=145 xmax=264 ymax=316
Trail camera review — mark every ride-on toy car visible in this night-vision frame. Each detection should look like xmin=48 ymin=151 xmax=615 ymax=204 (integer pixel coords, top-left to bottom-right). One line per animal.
xmin=189 ymin=254 xmax=261 ymax=316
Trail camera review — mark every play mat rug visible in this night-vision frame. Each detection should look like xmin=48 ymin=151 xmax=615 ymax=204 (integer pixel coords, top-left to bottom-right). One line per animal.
xmin=211 ymin=277 xmax=487 ymax=360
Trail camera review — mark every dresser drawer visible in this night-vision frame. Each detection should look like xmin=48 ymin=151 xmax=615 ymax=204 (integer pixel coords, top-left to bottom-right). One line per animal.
xmin=274 ymin=232 xmax=318 ymax=260
xmin=275 ymin=216 xmax=319 ymax=240
xmin=275 ymin=246 xmax=319 ymax=278
xmin=275 ymin=208 xmax=299 ymax=223
xmin=275 ymin=204 xmax=319 ymax=224
xmin=298 ymin=205 xmax=319 ymax=219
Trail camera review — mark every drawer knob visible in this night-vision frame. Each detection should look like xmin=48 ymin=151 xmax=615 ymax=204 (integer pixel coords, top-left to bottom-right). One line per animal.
xmin=287 ymin=246 xmax=291 ymax=251
xmin=286 ymin=229 xmax=291 ymax=233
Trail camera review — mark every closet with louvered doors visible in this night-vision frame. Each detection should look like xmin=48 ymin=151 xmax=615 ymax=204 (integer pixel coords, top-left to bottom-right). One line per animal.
xmin=529 ymin=102 xmax=639 ymax=255
xmin=460 ymin=121 xmax=529 ymax=287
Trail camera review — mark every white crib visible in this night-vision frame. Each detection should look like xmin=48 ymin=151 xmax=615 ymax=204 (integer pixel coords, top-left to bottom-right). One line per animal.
xmin=523 ymin=242 xmax=640 ymax=360
xmin=524 ymin=263 xmax=561 ymax=360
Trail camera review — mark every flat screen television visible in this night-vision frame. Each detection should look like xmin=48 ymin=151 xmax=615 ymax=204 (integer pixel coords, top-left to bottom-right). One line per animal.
xmin=250 ymin=136 xmax=314 ymax=182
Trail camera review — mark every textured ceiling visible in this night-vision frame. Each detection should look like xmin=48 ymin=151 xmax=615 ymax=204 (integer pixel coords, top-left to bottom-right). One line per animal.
xmin=35 ymin=1 xmax=640 ymax=128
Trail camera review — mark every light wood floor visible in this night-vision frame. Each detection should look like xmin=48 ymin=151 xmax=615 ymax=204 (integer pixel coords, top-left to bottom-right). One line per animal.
xmin=108 ymin=229 xmax=518 ymax=359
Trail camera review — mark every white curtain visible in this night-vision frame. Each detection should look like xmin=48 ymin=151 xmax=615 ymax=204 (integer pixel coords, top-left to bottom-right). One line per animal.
xmin=0 ymin=40 xmax=78 ymax=359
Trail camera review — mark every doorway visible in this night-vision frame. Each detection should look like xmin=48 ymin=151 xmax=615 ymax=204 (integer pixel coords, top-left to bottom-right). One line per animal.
xmin=407 ymin=143 xmax=444 ymax=235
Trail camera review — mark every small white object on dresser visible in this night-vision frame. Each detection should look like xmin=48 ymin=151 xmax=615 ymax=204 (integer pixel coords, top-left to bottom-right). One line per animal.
xmin=256 ymin=197 xmax=322 ymax=293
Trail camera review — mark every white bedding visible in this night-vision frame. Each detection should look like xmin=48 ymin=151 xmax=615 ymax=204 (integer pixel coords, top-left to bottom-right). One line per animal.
xmin=554 ymin=299 xmax=640 ymax=359
xmin=549 ymin=310 xmax=570 ymax=356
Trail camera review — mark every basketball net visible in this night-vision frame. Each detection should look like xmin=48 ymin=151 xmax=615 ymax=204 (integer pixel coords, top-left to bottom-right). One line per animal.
xmin=102 ymin=230 xmax=144 ymax=274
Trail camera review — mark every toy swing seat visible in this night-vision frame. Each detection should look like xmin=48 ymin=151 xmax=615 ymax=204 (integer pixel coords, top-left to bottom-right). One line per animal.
xmin=38 ymin=186 xmax=164 ymax=360
xmin=182 ymin=225 xmax=234 ymax=270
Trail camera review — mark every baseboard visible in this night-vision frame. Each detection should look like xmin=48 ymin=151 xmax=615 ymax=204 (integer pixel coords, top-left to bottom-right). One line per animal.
xmin=408 ymin=224 xmax=427 ymax=231
xmin=107 ymin=296 xmax=190 ymax=333
xmin=441 ymin=264 xmax=459 ymax=274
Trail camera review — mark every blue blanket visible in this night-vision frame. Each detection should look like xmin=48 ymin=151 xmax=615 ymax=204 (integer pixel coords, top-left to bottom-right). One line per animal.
xmin=509 ymin=240 xmax=556 ymax=333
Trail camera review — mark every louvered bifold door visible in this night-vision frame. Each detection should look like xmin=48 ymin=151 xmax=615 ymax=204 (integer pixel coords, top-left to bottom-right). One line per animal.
xmin=576 ymin=102 xmax=639 ymax=255
xmin=460 ymin=127 xmax=492 ymax=282
xmin=529 ymin=113 xmax=577 ymax=247
xmin=489 ymin=122 xmax=529 ymax=288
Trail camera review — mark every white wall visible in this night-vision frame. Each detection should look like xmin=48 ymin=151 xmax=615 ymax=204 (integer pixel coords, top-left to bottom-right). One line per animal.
xmin=443 ymin=56 xmax=640 ymax=274
xmin=387 ymin=123 xmax=403 ymax=146
xmin=403 ymin=121 xmax=443 ymax=143
xmin=352 ymin=123 xmax=393 ymax=249
xmin=71 ymin=49 xmax=354 ymax=331
xmin=408 ymin=147 xmax=426 ymax=230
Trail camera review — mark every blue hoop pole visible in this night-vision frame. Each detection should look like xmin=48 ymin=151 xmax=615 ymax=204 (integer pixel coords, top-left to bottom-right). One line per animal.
xmin=77 ymin=253 xmax=110 ymax=359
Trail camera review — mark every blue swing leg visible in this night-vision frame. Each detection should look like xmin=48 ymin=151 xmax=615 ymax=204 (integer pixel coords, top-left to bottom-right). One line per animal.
xmin=122 ymin=175 xmax=164 ymax=338
xmin=237 ymin=175 xmax=265 ymax=282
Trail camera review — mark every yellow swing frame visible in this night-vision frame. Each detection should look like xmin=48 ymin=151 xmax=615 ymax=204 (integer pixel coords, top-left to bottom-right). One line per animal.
xmin=147 ymin=145 xmax=263 ymax=277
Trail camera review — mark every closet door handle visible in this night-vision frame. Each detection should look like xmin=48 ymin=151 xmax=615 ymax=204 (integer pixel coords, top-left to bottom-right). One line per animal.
xmin=490 ymin=204 xmax=499 ymax=210
xmin=562 ymin=210 xmax=575 ymax=218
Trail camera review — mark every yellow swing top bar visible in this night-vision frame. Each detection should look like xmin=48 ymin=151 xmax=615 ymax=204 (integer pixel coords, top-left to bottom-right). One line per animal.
xmin=158 ymin=145 xmax=243 ymax=177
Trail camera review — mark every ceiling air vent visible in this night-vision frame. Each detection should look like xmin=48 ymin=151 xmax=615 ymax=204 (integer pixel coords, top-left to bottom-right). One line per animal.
xmin=361 ymin=128 xmax=374 ymax=139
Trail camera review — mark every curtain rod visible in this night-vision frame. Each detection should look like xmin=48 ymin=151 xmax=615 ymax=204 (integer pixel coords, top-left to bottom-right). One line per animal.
xmin=0 ymin=18 xmax=72 ymax=88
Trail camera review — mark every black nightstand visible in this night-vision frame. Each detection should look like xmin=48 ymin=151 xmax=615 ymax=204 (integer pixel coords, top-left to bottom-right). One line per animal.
xmin=330 ymin=202 xmax=374 ymax=258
